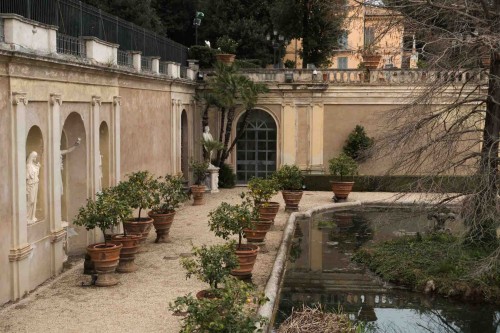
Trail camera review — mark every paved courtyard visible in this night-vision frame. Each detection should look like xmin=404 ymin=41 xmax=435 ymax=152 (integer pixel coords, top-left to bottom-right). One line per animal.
xmin=0 ymin=189 xmax=437 ymax=333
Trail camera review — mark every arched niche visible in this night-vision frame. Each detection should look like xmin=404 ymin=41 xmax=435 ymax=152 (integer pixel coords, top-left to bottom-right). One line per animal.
xmin=99 ymin=121 xmax=110 ymax=190
xmin=181 ymin=110 xmax=189 ymax=180
xmin=61 ymin=112 xmax=87 ymax=254
xmin=26 ymin=126 xmax=45 ymax=223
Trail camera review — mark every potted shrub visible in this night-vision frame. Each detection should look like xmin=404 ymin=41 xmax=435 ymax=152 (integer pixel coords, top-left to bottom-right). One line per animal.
xmin=247 ymin=177 xmax=280 ymax=223
xmin=190 ymin=160 xmax=209 ymax=205
xmin=215 ymin=35 xmax=238 ymax=64
xmin=180 ymin=242 xmax=239 ymax=299
xmin=170 ymin=276 xmax=267 ymax=333
xmin=208 ymin=199 xmax=259 ymax=278
xmin=148 ymin=174 xmax=187 ymax=243
xmin=329 ymin=152 xmax=358 ymax=201
xmin=116 ymin=171 xmax=156 ymax=244
xmin=273 ymin=165 xmax=305 ymax=211
xmin=73 ymin=188 xmax=127 ymax=286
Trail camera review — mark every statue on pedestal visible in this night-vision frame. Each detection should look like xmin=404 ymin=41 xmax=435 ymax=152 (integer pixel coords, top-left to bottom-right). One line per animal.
xmin=26 ymin=151 xmax=41 ymax=223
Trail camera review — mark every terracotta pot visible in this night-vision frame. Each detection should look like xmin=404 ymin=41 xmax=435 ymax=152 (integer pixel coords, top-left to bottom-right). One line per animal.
xmin=282 ymin=190 xmax=303 ymax=211
xmin=231 ymin=244 xmax=259 ymax=279
xmin=148 ymin=211 xmax=176 ymax=243
xmin=215 ymin=53 xmax=236 ymax=64
xmin=110 ymin=234 xmax=140 ymax=273
xmin=196 ymin=289 xmax=218 ymax=300
xmin=334 ymin=212 xmax=355 ymax=228
xmin=86 ymin=242 xmax=123 ymax=287
xmin=123 ymin=217 xmax=154 ymax=244
xmin=331 ymin=181 xmax=355 ymax=201
xmin=257 ymin=202 xmax=280 ymax=222
xmin=244 ymin=219 xmax=272 ymax=243
xmin=191 ymin=185 xmax=206 ymax=206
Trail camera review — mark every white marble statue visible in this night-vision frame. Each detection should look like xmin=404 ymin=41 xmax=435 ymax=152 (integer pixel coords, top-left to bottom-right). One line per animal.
xmin=26 ymin=151 xmax=41 ymax=223
xmin=60 ymin=138 xmax=81 ymax=195
xmin=202 ymin=125 xmax=214 ymax=142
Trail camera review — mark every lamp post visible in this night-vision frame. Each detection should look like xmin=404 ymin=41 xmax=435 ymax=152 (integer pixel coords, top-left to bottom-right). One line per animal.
xmin=266 ymin=30 xmax=288 ymax=68
xmin=193 ymin=12 xmax=204 ymax=45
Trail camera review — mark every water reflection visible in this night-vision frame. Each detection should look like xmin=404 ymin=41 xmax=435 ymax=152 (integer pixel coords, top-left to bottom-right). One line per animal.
xmin=276 ymin=206 xmax=500 ymax=333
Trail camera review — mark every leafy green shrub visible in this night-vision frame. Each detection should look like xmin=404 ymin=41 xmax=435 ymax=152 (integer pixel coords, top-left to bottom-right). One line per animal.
xmin=247 ymin=177 xmax=279 ymax=205
xmin=273 ymin=165 xmax=304 ymax=191
xmin=73 ymin=187 xmax=131 ymax=242
xmin=188 ymin=45 xmax=217 ymax=69
xmin=218 ymin=162 xmax=236 ymax=188
xmin=284 ymin=59 xmax=296 ymax=68
xmin=342 ymin=125 xmax=374 ymax=162
xmin=170 ymin=277 xmax=268 ymax=333
xmin=234 ymin=59 xmax=260 ymax=68
xmin=217 ymin=35 xmax=238 ymax=54
xmin=328 ymin=153 xmax=358 ymax=181
xmin=150 ymin=174 xmax=187 ymax=214
xmin=181 ymin=242 xmax=239 ymax=289
xmin=190 ymin=160 xmax=209 ymax=185
xmin=116 ymin=171 xmax=156 ymax=220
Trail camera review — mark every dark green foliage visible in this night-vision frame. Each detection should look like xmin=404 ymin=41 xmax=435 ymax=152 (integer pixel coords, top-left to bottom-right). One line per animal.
xmin=152 ymin=0 xmax=196 ymax=44
xmin=190 ymin=160 xmax=209 ymax=185
xmin=218 ymin=163 xmax=236 ymax=189
xmin=284 ymin=59 xmax=296 ymax=68
xmin=271 ymin=0 xmax=347 ymax=68
xmin=216 ymin=36 xmax=238 ymax=54
xmin=354 ymin=234 xmax=500 ymax=303
xmin=82 ymin=0 xmax=165 ymax=34
xmin=234 ymin=59 xmax=261 ymax=69
xmin=328 ymin=153 xmax=358 ymax=181
xmin=150 ymin=174 xmax=188 ymax=214
xmin=188 ymin=46 xmax=217 ymax=69
xmin=181 ymin=242 xmax=239 ymax=289
xmin=273 ymin=165 xmax=304 ymax=191
xmin=170 ymin=277 xmax=268 ymax=333
xmin=116 ymin=171 xmax=156 ymax=220
xmin=342 ymin=125 xmax=374 ymax=162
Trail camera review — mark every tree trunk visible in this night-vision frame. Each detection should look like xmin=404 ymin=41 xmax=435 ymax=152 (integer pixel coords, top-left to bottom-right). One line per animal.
xmin=218 ymin=106 xmax=236 ymax=166
xmin=467 ymin=50 xmax=500 ymax=244
xmin=218 ymin=109 xmax=254 ymax=168
xmin=215 ymin=107 xmax=226 ymax=165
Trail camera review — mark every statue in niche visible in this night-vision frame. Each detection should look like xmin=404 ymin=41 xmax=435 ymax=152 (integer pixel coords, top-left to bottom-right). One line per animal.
xmin=60 ymin=137 xmax=81 ymax=195
xmin=26 ymin=151 xmax=41 ymax=223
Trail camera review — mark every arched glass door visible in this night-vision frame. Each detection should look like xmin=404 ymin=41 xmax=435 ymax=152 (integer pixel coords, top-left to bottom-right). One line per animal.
xmin=236 ymin=110 xmax=277 ymax=183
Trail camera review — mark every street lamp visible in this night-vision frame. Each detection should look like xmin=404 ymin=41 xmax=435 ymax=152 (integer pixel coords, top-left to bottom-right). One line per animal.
xmin=266 ymin=30 xmax=288 ymax=68
xmin=193 ymin=12 xmax=204 ymax=45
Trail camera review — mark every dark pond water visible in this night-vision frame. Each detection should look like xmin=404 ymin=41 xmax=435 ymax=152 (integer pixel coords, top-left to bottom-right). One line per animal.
xmin=275 ymin=205 xmax=500 ymax=333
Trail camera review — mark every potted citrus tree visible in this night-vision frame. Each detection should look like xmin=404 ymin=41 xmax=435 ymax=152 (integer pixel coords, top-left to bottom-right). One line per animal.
xmin=190 ymin=160 xmax=209 ymax=205
xmin=116 ymin=171 xmax=156 ymax=244
xmin=208 ymin=198 xmax=259 ymax=278
xmin=148 ymin=174 xmax=187 ymax=243
xmin=247 ymin=177 xmax=280 ymax=223
xmin=273 ymin=165 xmax=304 ymax=211
xmin=73 ymin=188 xmax=129 ymax=286
xmin=215 ymin=35 xmax=238 ymax=64
xmin=180 ymin=242 xmax=239 ymax=299
xmin=329 ymin=152 xmax=358 ymax=201
xmin=170 ymin=277 xmax=267 ymax=333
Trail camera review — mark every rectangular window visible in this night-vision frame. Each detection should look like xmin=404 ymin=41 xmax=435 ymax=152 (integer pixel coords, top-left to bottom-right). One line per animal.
xmin=364 ymin=27 xmax=375 ymax=48
xmin=337 ymin=57 xmax=348 ymax=69
xmin=338 ymin=31 xmax=348 ymax=50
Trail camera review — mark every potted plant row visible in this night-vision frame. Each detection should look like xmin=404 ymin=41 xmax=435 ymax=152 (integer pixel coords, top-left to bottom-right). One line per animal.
xmin=247 ymin=177 xmax=280 ymax=223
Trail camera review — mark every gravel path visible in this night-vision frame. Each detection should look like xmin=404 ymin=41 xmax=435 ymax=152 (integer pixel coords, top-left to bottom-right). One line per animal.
xmin=0 ymin=190 xmax=432 ymax=333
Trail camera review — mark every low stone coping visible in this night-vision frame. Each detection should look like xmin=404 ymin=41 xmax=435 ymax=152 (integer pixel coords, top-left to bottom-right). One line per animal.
xmin=256 ymin=201 xmax=362 ymax=332
xmin=0 ymin=13 xmax=58 ymax=31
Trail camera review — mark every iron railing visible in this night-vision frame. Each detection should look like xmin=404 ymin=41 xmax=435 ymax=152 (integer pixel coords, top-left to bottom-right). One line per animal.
xmin=0 ymin=0 xmax=188 ymax=65
xmin=117 ymin=49 xmax=132 ymax=68
xmin=180 ymin=66 xmax=187 ymax=79
xmin=0 ymin=17 xmax=4 ymax=42
xmin=141 ymin=56 xmax=151 ymax=72
xmin=159 ymin=61 xmax=167 ymax=75
xmin=56 ymin=33 xmax=85 ymax=57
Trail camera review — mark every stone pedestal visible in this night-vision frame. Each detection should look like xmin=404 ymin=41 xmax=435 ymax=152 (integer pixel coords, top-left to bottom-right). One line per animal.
xmin=207 ymin=166 xmax=220 ymax=193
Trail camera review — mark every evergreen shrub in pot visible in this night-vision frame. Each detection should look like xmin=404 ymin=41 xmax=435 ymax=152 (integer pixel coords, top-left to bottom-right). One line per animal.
xmin=73 ymin=187 xmax=130 ymax=285
xmin=273 ymin=165 xmax=305 ymax=211
xmin=248 ymin=177 xmax=280 ymax=223
xmin=215 ymin=35 xmax=238 ymax=64
xmin=190 ymin=160 xmax=209 ymax=205
xmin=148 ymin=174 xmax=188 ymax=243
xmin=329 ymin=152 xmax=358 ymax=201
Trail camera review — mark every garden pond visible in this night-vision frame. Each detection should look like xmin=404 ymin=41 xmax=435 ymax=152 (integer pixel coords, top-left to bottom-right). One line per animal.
xmin=275 ymin=205 xmax=500 ymax=333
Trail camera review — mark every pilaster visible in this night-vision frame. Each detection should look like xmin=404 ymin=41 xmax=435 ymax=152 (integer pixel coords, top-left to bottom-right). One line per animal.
xmin=112 ymin=96 xmax=121 ymax=185
xmin=309 ymin=102 xmax=324 ymax=173
xmin=281 ymin=101 xmax=297 ymax=165
xmin=49 ymin=93 xmax=65 ymax=275
xmin=90 ymin=96 xmax=101 ymax=196
xmin=10 ymin=91 xmax=31 ymax=300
